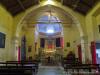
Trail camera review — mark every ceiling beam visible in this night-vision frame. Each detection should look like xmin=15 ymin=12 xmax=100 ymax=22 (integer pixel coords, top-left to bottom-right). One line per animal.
xmin=72 ymin=0 xmax=80 ymax=10
xmin=17 ymin=0 xmax=25 ymax=11
xmin=61 ymin=0 xmax=63 ymax=4
xmin=21 ymin=21 xmax=76 ymax=24
xmin=27 ymin=24 xmax=71 ymax=28
xmin=80 ymin=1 xmax=93 ymax=8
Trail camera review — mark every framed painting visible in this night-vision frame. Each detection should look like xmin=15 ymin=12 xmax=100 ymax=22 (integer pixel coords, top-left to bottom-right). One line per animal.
xmin=0 ymin=32 xmax=5 ymax=48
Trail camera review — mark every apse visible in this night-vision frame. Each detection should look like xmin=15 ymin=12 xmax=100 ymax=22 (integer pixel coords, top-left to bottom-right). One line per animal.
xmin=37 ymin=15 xmax=62 ymax=35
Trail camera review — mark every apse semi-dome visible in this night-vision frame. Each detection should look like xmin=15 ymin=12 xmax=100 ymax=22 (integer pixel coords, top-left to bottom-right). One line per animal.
xmin=37 ymin=15 xmax=62 ymax=35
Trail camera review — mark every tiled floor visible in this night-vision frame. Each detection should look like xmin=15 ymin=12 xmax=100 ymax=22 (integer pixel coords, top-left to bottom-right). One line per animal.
xmin=37 ymin=66 xmax=67 ymax=75
xmin=36 ymin=65 xmax=100 ymax=75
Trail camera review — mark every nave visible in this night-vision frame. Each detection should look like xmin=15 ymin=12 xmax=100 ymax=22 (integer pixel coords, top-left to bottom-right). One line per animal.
xmin=37 ymin=65 xmax=66 ymax=75
xmin=0 ymin=0 xmax=100 ymax=75
xmin=36 ymin=63 xmax=100 ymax=75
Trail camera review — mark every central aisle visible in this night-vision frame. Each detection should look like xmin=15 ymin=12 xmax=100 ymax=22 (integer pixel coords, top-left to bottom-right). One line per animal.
xmin=37 ymin=66 xmax=67 ymax=75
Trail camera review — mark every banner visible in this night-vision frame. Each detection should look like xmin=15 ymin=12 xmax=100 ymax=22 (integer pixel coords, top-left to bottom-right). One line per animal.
xmin=91 ymin=41 xmax=96 ymax=64
xmin=60 ymin=37 xmax=64 ymax=48
xmin=40 ymin=38 xmax=45 ymax=48
xmin=78 ymin=44 xmax=82 ymax=63
xmin=18 ymin=46 xmax=21 ymax=63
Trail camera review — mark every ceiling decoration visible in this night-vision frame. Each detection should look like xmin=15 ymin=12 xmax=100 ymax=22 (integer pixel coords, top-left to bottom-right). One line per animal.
xmin=0 ymin=0 xmax=99 ymax=16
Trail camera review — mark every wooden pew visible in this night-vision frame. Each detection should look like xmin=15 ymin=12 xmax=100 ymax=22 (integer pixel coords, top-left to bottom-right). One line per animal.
xmin=0 ymin=61 xmax=39 ymax=75
xmin=0 ymin=66 xmax=33 ymax=75
xmin=63 ymin=64 xmax=100 ymax=75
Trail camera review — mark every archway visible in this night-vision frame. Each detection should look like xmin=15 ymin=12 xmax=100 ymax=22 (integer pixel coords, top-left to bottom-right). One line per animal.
xmin=35 ymin=14 xmax=64 ymax=65
xmin=15 ymin=2 xmax=85 ymax=63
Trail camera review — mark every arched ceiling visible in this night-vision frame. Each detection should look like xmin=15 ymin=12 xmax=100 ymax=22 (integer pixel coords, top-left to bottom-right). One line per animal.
xmin=21 ymin=5 xmax=75 ymax=28
xmin=0 ymin=0 xmax=99 ymax=16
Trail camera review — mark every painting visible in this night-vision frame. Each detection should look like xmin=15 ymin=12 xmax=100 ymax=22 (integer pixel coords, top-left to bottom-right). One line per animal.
xmin=0 ymin=32 xmax=6 ymax=48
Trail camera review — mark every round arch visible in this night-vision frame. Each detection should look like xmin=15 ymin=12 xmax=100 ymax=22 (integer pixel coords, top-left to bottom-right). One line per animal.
xmin=15 ymin=1 xmax=85 ymax=63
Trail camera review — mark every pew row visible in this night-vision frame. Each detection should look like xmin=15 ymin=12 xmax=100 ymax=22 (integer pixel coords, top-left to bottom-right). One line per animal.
xmin=63 ymin=64 xmax=100 ymax=75
xmin=0 ymin=61 xmax=39 ymax=75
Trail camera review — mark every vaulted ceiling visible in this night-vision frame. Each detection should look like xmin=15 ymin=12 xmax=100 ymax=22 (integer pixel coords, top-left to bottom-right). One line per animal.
xmin=0 ymin=0 xmax=99 ymax=16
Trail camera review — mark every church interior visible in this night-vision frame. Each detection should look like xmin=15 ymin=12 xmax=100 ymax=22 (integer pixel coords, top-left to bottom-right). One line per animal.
xmin=0 ymin=0 xmax=100 ymax=75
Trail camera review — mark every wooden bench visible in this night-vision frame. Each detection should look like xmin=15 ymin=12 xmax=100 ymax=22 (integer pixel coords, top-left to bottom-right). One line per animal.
xmin=63 ymin=64 xmax=100 ymax=74
xmin=0 ymin=61 xmax=39 ymax=75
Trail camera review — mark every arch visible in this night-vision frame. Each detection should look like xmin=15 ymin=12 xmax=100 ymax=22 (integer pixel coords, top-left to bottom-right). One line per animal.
xmin=15 ymin=2 xmax=84 ymax=37
xmin=15 ymin=1 xmax=85 ymax=62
